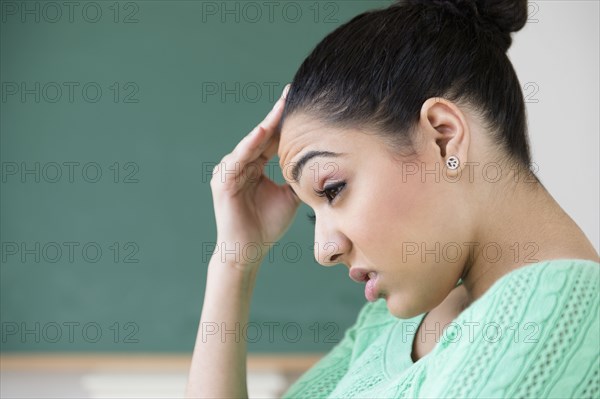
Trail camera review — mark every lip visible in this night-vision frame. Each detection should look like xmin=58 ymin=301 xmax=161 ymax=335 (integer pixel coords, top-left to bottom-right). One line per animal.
xmin=349 ymin=267 xmax=373 ymax=283
xmin=349 ymin=268 xmax=380 ymax=302
xmin=365 ymin=275 xmax=379 ymax=302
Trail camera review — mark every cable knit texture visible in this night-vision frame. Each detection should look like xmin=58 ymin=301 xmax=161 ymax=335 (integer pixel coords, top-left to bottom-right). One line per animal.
xmin=281 ymin=258 xmax=600 ymax=398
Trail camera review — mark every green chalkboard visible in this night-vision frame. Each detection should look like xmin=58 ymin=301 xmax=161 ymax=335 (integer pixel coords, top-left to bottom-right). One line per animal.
xmin=0 ymin=0 xmax=393 ymax=353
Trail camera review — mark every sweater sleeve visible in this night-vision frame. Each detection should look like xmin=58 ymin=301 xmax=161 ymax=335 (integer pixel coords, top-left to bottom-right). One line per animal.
xmin=417 ymin=260 xmax=600 ymax=399
xmin=280 ymin=300 xmax=374 ymax=399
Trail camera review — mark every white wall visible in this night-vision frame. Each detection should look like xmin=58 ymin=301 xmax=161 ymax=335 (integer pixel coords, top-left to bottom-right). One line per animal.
xmin=509 ymin=1 xmax=599 ymax=253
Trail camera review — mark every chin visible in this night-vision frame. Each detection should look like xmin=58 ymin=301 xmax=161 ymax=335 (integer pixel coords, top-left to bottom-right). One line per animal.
xmin=385 ymin=294 xmax=421 ymax=319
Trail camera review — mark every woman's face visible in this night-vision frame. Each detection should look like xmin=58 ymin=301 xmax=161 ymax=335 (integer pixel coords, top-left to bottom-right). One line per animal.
xmin=278 ymin=106 xmax=477 ymax=319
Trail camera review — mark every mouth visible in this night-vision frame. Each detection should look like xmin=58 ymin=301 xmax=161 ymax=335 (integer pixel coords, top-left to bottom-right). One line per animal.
xmin=349 ymin=268 xmax=383 ymax=302
xmin=349 ymin=267 xmax=375 ymax=283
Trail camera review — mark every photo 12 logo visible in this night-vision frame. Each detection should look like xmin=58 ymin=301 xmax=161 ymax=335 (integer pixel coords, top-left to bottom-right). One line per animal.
xmin=1 ymin=82 xmax=140 ymax=103
xmin=1 ymin=321 xmax=140 ymax=344
xmin=1 ymin=162 xmax=140 ymax=183
xmin=199 ymin=2 xmax=340 ymax=24
xmin=1 ymin=241 xmax=140 ymax=264
xmin=1 ymin=2 xmax=140 ymax=24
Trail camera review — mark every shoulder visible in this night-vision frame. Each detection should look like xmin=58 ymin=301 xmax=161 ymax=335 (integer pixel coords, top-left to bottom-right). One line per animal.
xmin=418 ymin=258 xmax=600 ymax=398
xmin=485 ymin=257 xmax=598 ymax=300
xmin=462 ymin=258 xmax=599 ymax=324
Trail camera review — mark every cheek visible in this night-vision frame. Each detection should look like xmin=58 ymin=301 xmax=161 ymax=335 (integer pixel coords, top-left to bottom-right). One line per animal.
xmin=349 ymin=171 xmax=452 ymax=269
xmin=345 ymin=172 xmax=425 ymax=260
xmin=367 ymin=173 xmax=439 ymax=244
xmin=394 ymin=172 xmax=454 ymax=239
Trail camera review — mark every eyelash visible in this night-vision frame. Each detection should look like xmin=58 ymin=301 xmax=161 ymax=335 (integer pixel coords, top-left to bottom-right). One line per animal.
xmin=306 ymin=181 xmax=346 ymax=225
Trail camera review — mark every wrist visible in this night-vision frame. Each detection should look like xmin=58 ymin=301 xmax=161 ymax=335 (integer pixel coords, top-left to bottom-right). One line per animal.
xmin=210 ymin=239 xmax=266 ymax=271
xmin=208 ymin=254 xmax=261 ymax=283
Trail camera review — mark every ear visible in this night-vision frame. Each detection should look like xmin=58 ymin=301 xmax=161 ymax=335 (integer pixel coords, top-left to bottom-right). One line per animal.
xmin=418 ymin=97 xmax=470 ymax=175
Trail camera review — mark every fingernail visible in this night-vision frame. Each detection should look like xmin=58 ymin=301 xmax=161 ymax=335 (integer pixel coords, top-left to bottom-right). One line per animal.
xmin=282 ymin=84 xmax=291 ymax=99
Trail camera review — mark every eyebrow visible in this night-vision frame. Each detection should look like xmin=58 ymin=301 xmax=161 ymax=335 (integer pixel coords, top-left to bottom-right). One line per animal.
xmin=287 ymin=150 xmax=345 ymax=195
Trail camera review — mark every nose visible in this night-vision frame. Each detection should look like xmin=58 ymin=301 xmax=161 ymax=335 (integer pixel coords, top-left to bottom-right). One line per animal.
xmin=313 ymin=218 xmax=348 ymax=267
xmin=314 ymin=241 xmax=343 ymax=266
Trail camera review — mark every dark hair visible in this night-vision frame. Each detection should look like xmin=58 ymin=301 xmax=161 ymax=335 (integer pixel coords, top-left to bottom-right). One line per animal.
xmin=280 ymin=0 xmax=541 ymax=184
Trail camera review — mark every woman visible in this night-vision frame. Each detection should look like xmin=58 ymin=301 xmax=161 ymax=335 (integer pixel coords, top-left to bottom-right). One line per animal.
xmin=186 ymin=0 xmax=600 ymax=397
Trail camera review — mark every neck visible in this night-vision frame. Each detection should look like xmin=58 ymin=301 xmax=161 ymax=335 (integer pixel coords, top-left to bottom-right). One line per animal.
xmin=460 ymin=173 xmax=599 ymax=307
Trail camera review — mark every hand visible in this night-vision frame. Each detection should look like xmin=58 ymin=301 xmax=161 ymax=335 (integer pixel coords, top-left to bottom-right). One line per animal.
xmin=209 ymin=84 xmax=300 ymax=271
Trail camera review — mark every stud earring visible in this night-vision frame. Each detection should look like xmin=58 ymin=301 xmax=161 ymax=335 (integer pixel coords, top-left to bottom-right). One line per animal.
xmin=446 ymin=155 xmax=460 ymax=170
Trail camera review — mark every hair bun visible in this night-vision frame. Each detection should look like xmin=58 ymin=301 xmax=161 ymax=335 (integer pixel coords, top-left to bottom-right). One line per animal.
xmin=404 ymin=0 xmax=528 ymax=52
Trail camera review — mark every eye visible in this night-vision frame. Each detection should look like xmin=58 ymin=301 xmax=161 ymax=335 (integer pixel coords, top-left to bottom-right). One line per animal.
xmin=306 ymin=181 xmax=346 ymax=225
xmin=314 ymin=181 xmax=346 ymax=204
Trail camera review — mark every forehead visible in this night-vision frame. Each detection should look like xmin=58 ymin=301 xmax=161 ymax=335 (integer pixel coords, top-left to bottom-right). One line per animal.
xmin=277 ymin=115 xmax=392 ymax=188
xmin=278 ymin=114 xmax=350 ymax=166
xmin=278 ymin=114 xmax=316 ymax=158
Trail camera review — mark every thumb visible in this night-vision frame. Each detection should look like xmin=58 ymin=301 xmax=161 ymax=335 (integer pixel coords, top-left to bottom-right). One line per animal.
xmin=287 ymin=184 xmax=301 ymax=204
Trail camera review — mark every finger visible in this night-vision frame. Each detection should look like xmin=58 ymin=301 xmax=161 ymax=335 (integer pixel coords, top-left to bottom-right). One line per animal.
xmin=232 ymin=125 xmax=266 ymax=168
xmin=232 ymin=91 xmax=283 ymax=156
xmin=251 ymin=84 xmax=290 ymax=154
xmin=246 ymin=84 xmax=289 ymax=138
xmin=259 ymin=129 xmax=280 ymax=161
xmin=262 ymin=84 xmax=289 ymax=125
xmin=252 ymin=84 xmax=290 ymax=141
xmin=232 ymin=85 xmax=290 ymax=166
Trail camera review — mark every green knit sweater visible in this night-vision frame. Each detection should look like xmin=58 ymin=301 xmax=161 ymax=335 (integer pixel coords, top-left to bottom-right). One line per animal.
xmin=281 ymin=258 xmax=600 ymax=398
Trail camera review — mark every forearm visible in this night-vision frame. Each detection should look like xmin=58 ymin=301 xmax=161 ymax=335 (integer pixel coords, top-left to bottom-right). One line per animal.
xmin=185 ymin=254 xmax=260 ymax=398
